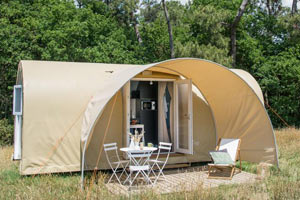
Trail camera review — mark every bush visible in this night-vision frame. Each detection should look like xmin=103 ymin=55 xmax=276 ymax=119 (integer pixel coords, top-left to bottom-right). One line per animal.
xmin=0 ymin=119 xmax=14 ymax=146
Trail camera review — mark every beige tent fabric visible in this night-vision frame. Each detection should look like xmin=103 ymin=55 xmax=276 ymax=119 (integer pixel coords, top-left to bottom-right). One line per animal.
xmin=81 ymin=65 xmax=150 ymax=147
xmin=83 ymin=89 xmax=216 ymax=170
xmin=18 ymin=60 xmax=146 ymax=175
xmin=81 ymin=58 xmax=278 ymax=166
xmin=230 ymin=69 xmax=264 ymax=104
xmin=18 ymin=58 xmax=278 ymax=175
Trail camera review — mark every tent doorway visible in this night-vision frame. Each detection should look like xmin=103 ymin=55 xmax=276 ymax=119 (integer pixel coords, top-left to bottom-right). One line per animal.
xmin=125 ymin=78 xmax=193 ymax=154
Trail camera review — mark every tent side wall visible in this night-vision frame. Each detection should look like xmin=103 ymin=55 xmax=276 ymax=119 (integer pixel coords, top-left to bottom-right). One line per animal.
xmin=84 ymin=91 xmax=124 ymax=170
xmin=19 ymin=61 xmax=141 ymax=175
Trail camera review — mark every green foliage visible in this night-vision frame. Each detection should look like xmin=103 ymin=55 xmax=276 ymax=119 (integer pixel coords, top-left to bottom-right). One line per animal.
xmin=175 ymin=5 xmax=232 ymax=67
xmin=0 ymin=0 xmax=143 ymax=123
xmin=256 ymin=46 xmax=300 ymax=127
xmin=140 ymin=18 xmax=170 ymax=62
xmin=0 ymin=119 xmax=14 ymax=146
xmin=0 ymin=0 xmax=300 ymax=133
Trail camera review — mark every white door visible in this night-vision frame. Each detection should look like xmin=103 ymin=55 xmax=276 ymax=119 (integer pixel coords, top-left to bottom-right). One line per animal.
xmin=174 ymin=79 xmax=193 ymax=154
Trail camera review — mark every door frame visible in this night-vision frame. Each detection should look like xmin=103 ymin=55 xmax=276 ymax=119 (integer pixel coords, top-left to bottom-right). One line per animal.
xmin=123 ymin=77 xmax=193 ymax=155
xmin=124 ymin=78 xmax=175 ymax=147
xmin=174 ymin=79 xmax=193 ymax=154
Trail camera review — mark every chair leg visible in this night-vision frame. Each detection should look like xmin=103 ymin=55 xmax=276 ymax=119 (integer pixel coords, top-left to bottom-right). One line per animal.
xmin=129 ymin=170 xmax=132 ymax=187
xmin=154 ymin=170 xmax=161 ymax=184
xmin=108 ymin=163 xmax=122 ymax=184
xmin=140 ymin=170 xmax=152 ymax=186
xmin=148 ymin=162 xmax=159 ymax=181
xmin=229 ymin=167 xmax=235 ymax=179
xmin=154 ymin=164 xmax=164 ymax=184
xmin=208 ymin=165 xmax=211 ymax=177
xmin=119 ymin=162 xmax=129 ymax=180
xmin=108 ymin=169 xmax=121 ymax=184
xmin=130 ymin=171 xmax=141 ymax=187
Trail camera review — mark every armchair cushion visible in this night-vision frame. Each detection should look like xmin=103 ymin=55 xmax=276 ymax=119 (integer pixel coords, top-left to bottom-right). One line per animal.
xmin=209 ymin=151 xmax=234 ymax=165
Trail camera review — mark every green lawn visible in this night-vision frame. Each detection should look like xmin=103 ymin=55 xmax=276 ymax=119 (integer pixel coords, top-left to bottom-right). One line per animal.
xmin=1 ymin=129 xmax=300 ymax=199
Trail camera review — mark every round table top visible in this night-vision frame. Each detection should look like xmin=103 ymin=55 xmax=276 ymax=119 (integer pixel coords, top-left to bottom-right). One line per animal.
xmin=120 ymin=146 xmax=157 ymax=152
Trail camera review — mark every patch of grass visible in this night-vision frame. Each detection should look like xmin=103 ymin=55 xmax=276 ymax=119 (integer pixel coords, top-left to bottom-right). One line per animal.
xmin=1 ymin=167 xmax=21 ymax=184
xmin=1 ymin=129 xmax=300 ymax=199
xmin=236 ymin=161 xmax=257 ymax=174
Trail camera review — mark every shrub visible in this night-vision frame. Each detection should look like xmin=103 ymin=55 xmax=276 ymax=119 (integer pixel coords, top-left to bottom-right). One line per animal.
xmin=0 ymin=119 xmax=14 ymax=146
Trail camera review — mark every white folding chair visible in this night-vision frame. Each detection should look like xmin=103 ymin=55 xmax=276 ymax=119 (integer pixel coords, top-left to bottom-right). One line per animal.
xmin=148 ymin=142 xmax=172 ymax=184
xmin=104 ymin=143 xmax=129 ymax=184
xmin=127 ymin=150 xmax=153 ymax=187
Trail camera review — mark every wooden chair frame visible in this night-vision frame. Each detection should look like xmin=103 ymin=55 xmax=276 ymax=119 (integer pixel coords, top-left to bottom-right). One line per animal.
xmin=207 ymin=138 xmax=242 ymax=180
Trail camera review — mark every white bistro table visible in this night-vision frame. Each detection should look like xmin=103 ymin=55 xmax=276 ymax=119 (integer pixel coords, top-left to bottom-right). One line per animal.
xmin=120 ymin=147 xmax=157 ymax=165
xmin=120 ymin=146 xmax=157 ymax=153
xmin=120 ymin=147 xmax=157 ymax=185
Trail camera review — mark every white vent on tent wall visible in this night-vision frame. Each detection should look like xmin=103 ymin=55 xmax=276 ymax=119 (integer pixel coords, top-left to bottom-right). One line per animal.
xmin=13 ymin=85 xmax=22 ymax=160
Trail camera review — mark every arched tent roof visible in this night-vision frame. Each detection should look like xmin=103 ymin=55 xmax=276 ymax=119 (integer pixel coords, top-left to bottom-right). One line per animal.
xmin=229 ymin=69 xmax=264 ymax=104
xmin=81 ymin=58 xmax=278 ymax=167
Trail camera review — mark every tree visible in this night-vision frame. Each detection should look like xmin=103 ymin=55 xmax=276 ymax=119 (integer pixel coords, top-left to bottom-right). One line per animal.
xmin=0 ymin=0 xmax=143 ymax=121
xmin=175 ymin=5 xmax=232 ymax=67
xmin=256 ymin=46 xmax=300 ymax=127
xmin=292 ymin=0 xmax=298 ymax=15
xmin=161 ymin=0 xmax=174 ymax=58
xmin=1 ymin=0 xmax=300 ymax=130
xmin=141 ymin=0 xmax=160 ymax=23
xmin=230 ymin=0 xmax=249 ymax=67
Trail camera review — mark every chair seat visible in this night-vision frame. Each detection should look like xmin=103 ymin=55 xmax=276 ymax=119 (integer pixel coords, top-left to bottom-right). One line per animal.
xmin=112 ymin=160 xmax=129 ymax=165
xmin=148 ymin=159 xmax=164 ymax=164
xmin=129 ymin=165 xmax=150 ymax=171
xmin=208 ymin=163 xmax=235 ymax=167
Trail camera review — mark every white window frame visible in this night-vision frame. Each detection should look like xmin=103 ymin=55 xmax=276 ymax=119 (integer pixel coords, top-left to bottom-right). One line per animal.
xmin=13 ymin=85 xmax=23 ymax=160
xmin=13 ymin=85 xmax=23 ymax=115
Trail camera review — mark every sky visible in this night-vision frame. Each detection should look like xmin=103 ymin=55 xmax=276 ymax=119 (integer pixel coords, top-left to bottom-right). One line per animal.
xmin=177 ymin=0 xmax=298 ymax=8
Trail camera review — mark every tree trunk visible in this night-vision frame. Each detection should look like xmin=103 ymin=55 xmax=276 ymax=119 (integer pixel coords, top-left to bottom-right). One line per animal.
xmin=230 ymin=0 xmax=249 ymax=67
xmin=130 ymin=12 xmax=143 ymax=44
xmin=162 ymin=0 xmax=174 ymax=59
xmin=134 ymin=24 xmax=143 ymax=44
xmin=292 ymin=0 xmax=298 ymax=15
xmin=266 ymin=0 xmax=271 ymax=15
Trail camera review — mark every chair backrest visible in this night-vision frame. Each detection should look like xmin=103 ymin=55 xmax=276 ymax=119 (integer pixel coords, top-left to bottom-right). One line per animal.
xmin=104 ymin=143 xmax=118 ymax=151
xmin=156 ymin=142 xmax=172 ymax=167
xmin=103 ymin=143 xmax=120 ymax=168
xmin=159 ymin=142 xmax=172 ymax=151
xmin=218 ymin=138 xmax=240 ymax=162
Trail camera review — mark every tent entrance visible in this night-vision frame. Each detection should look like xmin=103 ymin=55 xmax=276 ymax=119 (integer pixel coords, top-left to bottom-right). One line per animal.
xmin=124 ymin=78 xmax=193 ymax=154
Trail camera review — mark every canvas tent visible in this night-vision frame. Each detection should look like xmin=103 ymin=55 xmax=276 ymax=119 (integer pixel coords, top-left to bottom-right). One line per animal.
xmin=13 ymin=58 xmax=278 ymax=175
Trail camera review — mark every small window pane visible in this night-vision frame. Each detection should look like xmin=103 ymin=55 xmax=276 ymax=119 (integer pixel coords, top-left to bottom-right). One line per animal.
xmin=13 ymin=85 xmax=22 ymax=115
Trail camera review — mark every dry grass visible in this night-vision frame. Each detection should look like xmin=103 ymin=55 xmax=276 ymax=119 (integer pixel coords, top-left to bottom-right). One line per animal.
xmin=1 ymin=129 xmax=300 ymax=199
